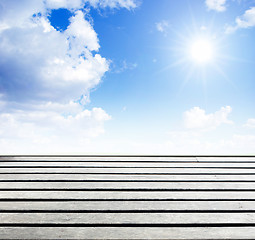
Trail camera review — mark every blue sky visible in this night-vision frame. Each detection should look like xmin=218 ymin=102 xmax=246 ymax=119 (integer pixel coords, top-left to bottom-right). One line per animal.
xmin=0 ymin=0 xmax=255 ymax=154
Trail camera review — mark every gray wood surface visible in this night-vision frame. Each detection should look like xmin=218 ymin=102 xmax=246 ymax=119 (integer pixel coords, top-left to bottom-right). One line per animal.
xmin=0 ymin=200 xmax=255 ymax=211
xmin=2 ymin=173 xmax=255 ymax=180
xmin=0 ymin=156 xmax=198 ymax=161
xmin=1 ymin=167 xmax=255 ymax=173
xmin=1 ymin=190 xmax=255 ymax=199
xmin=1 ymin=213 xmax=255 ymax=224
xmin=1 ymin=156 xmax=255 ymax=239
xmin=1 ymin=227 xmax=255 ymax=239
xmin=2 ymin=162 xmax=255 ymax=167
xmin=1 ymin=182 xmax=255 ymax=189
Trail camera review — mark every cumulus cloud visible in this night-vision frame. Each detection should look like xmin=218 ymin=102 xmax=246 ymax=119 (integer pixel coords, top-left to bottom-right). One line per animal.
xmin=0 ymin=0 xmax=138 ymax=103
xmin=0 ymin=0 xmax=137 ymax=153
xmin=226 ymin=7 xmax=255 ymax=34
xmin=183 ymin=106 xmax=233 ymax=130
xmin=205 ymin=0 xmax=227 ymax=12
xmin=0 ymin=2 xmax=109 ymax=103
xmin=244 ymin=118 xmax=255 ymax=128
xmin=156 ymin=20 xmax=169 ymax=33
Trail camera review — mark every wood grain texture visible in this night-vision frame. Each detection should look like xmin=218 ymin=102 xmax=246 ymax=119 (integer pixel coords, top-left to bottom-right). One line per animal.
xmin=1 ymin=182 xmax=255 ymax=189
xmin=1 ymin=167 xmax=255 ymax=173
xmin=0 ymin=201 xmax=254 ymax=211
xmin=0 ymin=156 xmax=255 ymax=239
xmin=1 ymin=227 xmax=255 ymax=239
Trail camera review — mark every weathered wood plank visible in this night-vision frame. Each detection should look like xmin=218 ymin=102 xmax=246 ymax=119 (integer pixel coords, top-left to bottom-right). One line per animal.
xmin=2 ymin=156 xmax=255 ymax=162
xmin=1 ymin=156 xmax=255 ymax=239
xmin=197 ymin=157 xmax=255 ymax=162
xmin=1 ymin=213 xmax=255 ymax=224
xmin=2 ymin=162 xmax=255 ymax=167
xmin=1 ymin=227 xmax=255 ymax=239
xmin=1 ymin=168 xmax=255 ymax=173
xmin=1 ymin=182 xmax=255 ymax=189
xmin=0 ymin=173 xmax=255 ymax=181
xmin=0 ymin=156 xmax=198 ymax=162
xmin=1 ymin=191 xmax=255 ymax=199
xmin=1 ymin=201 xmax=255 ymax=211
xmin=1 ymin=174 xmax=255 ymax=180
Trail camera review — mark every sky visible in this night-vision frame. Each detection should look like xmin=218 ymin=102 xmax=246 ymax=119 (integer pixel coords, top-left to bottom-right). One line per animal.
xmin=0 ymin=0 xmax=255 ymax=154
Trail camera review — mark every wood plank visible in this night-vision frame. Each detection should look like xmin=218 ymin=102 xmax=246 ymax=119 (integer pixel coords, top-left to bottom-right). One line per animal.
xmin=2 ymin=162 xmax=255 ymax=167
xmin=2 ymin=156 xmax=255 ymax=162
xmin=1 ymin=182 xmax=255 ymax=189
xmin=2 ymin=173 xmax=255 ymax=180
xmin=1 ymin=191 xmax=255 ymax=199
xmin=0 ymin=157 xmax=198 ymax=162
xmin=1 ymin=201 xmax=255 ymax=211
xmin=1 ymin=213 xmax=255 ymax=224
xmin=1 ymin=227 xmax=255 ymax=239
xmin=2 ymin=167 xmax=255 ymax=174
xmin=197 ymin=157 xmax=255 ymax=162
xmin=1 ymin=156 xmax=255 ymax=240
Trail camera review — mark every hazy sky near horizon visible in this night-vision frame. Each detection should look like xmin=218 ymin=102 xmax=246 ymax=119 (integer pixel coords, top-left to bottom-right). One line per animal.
xmin=0 ymin=0 xmax=255 ymax=154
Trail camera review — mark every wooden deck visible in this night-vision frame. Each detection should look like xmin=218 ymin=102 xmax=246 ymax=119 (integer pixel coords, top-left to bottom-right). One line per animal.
xmin=1 ymin=156 xmax=255 ymax=239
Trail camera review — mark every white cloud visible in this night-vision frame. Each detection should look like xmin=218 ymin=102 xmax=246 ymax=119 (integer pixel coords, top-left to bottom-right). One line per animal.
xmin=45 ymin=0 xmax=138 ymax=10
xmin=66 ymin=11 xmax=99 ymax=51
xmin=0 ymin=102 xmax=111 ymax=154
xmin=93 ymin=131 xmax=255 ymax=155
xmin=0 ymin=2 xmax=109 ymax=103
xmin=219 ymin=134 xmax=255 ymax=153
xmin=226 ymin=7 xmax=255 ymax=33
xmin=183 ymin=106 xmax=233 ymax=130
xmin=45 ymin=0 xmax=85 ymax=10
xmin=0 ymin=0 xmax=138 ymax=153
xmin=156 ymin=20 xmax=169 ymax=33
xmin=0 ymin=1 xmax=138 ymax=104
xmin=88 ymin=0 xmax=138 ymax=10
xmin=205 ymin=0 xmax=227 ymax=12
xmin=244 ymin=118 xmax=255 ymax=128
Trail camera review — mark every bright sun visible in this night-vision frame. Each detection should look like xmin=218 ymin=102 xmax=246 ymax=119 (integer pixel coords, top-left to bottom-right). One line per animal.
xmin=190 ymin=39 xmax=213 ymax=64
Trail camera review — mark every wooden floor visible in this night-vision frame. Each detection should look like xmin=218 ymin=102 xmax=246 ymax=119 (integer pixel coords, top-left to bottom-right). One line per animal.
xmin=1 ymin=156 xmax=255 ymax=239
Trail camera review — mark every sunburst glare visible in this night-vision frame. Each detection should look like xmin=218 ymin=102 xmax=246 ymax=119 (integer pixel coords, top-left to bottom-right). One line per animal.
xmin=190 ymin=38 xmax=213 ymax=64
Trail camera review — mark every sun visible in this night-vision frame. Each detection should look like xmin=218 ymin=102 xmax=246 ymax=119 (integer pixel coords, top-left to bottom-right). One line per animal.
xmin=190 ymin=38 xmax=213 ymax=64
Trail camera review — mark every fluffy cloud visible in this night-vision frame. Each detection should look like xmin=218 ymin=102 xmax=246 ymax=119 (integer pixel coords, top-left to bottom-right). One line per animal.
xmin=0 ymin=0 xmax=137 ymax=153
xmin=205 ymin=0 xmax=227 ymax=12
xmin=244 ymin=118 xmax=255 ymax=128
xmin=0 ymin=2 xmax=108 ymax=103
xmin=226 ymin=7 xmax=255 ymax=33
xmin=156 ymin=20 xmax=169 ymax=33
xmin=0 ymin=101 xmax=111 ymax=154
xmin=0 ymin=0 xmax=138 ymax=103
xmin=88 ymin=0 xmax=138 ymax=9
xmin=45 ymin=0 xmax=138 ymax=10
xmin=45 ymin=0 xmax=85 ymax=10
xmin=183 ymin=106 xmax=233 ymax=130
